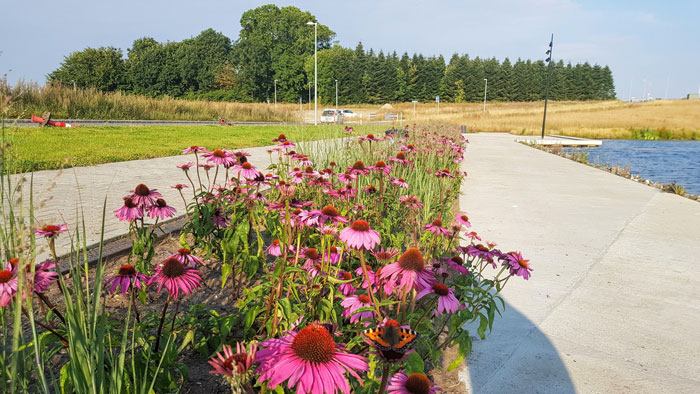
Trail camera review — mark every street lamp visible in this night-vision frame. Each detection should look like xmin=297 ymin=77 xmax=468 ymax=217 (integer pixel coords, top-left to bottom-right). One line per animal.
xmin=541 ymin=33 xmax=554 ymax=139
xmin=274 ymin=79 xmax=277 ymax=110
xmin=335 ymin=79 xmax=338 ymax=113
xmin=307 ymin=21 xmax=318 ymax=125
xmin=483 ymin=78 xmax=488 ymax=113
xmin=308 ymin=82 xmax=311 ymax=111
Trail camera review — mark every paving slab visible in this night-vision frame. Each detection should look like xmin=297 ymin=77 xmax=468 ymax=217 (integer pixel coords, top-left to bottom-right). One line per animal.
xmin=457 ymin=133 xmax=700 ymax=394
xmin=18 ymin=144 xmax=278 ymax=259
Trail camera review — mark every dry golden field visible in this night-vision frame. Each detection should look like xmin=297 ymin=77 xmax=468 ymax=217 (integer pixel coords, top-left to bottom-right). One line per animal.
xmin=346 ymin=100 xmax=700 ymax=139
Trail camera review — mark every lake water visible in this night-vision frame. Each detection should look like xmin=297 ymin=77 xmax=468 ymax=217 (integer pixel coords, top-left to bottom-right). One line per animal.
xmin=564 ymin=140 xmax=700 ymax=195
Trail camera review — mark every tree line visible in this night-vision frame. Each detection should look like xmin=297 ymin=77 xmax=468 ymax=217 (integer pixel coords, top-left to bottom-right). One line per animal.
xmin=47 ymin=4 xmax=616 ymax=104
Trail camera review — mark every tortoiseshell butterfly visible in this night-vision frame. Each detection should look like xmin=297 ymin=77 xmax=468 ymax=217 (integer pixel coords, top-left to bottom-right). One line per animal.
xmin=361 ymin=320 xmax=419 ymax=353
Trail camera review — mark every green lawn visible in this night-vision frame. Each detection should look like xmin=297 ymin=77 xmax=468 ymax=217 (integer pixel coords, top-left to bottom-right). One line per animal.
xmin=5 ymin=124 xmax=389 ymax=171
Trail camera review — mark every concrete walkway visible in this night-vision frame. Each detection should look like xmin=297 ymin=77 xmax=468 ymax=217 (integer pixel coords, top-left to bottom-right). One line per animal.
xmin=23 ymin=144 xmax=277 ymax=259
xmin=458 ymin=133 xmax=700 ymax=393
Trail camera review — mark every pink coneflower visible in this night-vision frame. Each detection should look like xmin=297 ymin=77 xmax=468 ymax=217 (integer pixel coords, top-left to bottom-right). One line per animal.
xmin=302 ymin=165 xmax=319 ymax=178
xmin=183 ymin=146 xmax=206 ymax=154
xmin=104 ymin=264 xmax=149 ymax=296
xmin=272 ymin=133 xmax=287 ymax=142
xmin=455 ymin=213 xmax=471 ymax=228
xmin=372 ymin=247 xmax=400 ymax=265
xmin=501 ymin=251 xmax=533 ymax=280
xmin=209 ymin=342 xmax=258 ymax=390
xmin=147 ymin=198 xmax=176 ymax=219
xmin=171 ymin=183 xmax=189 ymax=190
xmin=148 ymin=257 xmax=202 ymax=299
xmin=176 ymin=162 xmax=195 ymax=172
xmin=341 ymin=293 xmax=376 ymax=324
xmin=114 ymin=197 xmax=143 ymax=222
xmin=399 ymin=195 xmax=423 ymax=211
xmin=35 ymin=223 xmax=68 ymax=239
xmin=435 ymin=168 xmax=456 ymax=178
xmin=212 ymin=208 xmax=230 ymax=227
xmin=391 ymin=177 xmax=409 ymax=188
xmin=306 ymin=205 xmax=349 ymax=227
xmin=32 ymin=260 xmax=59 ymax=293
xmin=322 ymin=246 xmax=341 ymax=265
xmin=466 ymin=244 xmax=500 ymax=261
xmin=338 ymin=271 xmax=356 ymax=296
xmin=0 ymin=263 xmax=18 ymax=307
xmin=293 ymin=153 xmax=313 ymax=167
xmin=399 ymin=143 xmax=421 ymax=152
xmin=465 ymin=231 xmax=482 ymax=241
xmin=203 ymin=149 xmax=236 ymax=167
xmin=266 ymin=239 xmax=283 ymax=257
xmin=417 ymin=282 xmax=461 ymax=316
xmin=347 ymin=160 xmax=370 ymax=176
xmin=387 ymin=371 xmax=442 ymax=394
xmin=359 ymin=133 xmax=382 ymax=142
xmin=233 ymin=162 xmax=261 ymax=180
xmin=255 ymin=323 xmax=368 ymax=394
xmin=337 ymin=171 xmax=356 ymax=184
xmin=355 ymin=266 xmax=378 ymax=290
xmin=344 ymin=126 xmax=354 ymax=133
xmin=289 ymin=172 xmax=305 ymax=184
xmin=444 ymin=256 xmax=469 ymax=275
xmin=318 ymin=224 xmax=339 ymax=237
xmin=279 ymin=140 xmax=296 ymax=150
xmin=424 ymin=218 xmax=450 ymax=237
xmin=339 ymin=220 xmax=380 ymax=250
xmin=381 ymin=248 xmax=436 ymax=295
xmin=277 ymin=182 xmax=296 ymax=198
xmin=169 ymin=248 xmax=203 ymax=268
xmin=302 ymin=248 xmax=322 ymax=266
xmin=233 ymin=150 xmax=252 ymax=159
xmin=129 ymin=184 xmax=162 ymax=206
xmin=388 ymin=151 xmax=411 ymax=165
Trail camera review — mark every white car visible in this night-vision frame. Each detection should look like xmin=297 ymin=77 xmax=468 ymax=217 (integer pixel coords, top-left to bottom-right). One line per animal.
xmin=320 ymin=109 xmax=343 ymax=123
xmin=341 ymin=109 xmax=358 ymax=118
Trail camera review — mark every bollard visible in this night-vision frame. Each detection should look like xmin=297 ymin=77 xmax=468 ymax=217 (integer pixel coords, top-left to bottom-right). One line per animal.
xmin=461 ymin=125 xmax=466 ymax=134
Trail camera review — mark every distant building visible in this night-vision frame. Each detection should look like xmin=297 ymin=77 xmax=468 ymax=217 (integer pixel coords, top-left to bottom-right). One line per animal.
xmin=688 ymin=93 xmax=699 ymax=100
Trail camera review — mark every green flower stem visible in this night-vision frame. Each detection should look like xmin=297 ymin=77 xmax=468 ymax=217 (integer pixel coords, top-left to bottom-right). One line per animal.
xmin=154 ymin=295 xmax=171 ymax=353
xmin=358 ymin=250 xmax=383 ymax=321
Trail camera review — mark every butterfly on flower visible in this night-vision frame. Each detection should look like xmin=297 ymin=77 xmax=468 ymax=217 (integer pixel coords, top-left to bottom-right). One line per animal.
xmin=361 ymin=320 xmax=419 ymax=355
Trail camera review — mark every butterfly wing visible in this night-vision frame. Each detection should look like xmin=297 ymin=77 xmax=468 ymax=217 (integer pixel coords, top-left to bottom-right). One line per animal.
xmin=361 ymin=327 xmax=393 ymax=350
xmin=392 ymin=328 xmax=419 ymax=352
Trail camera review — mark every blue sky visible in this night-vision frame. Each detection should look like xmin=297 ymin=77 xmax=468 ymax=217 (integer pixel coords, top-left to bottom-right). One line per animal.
xmin=2 ymin=0 xmax=698 ymax=99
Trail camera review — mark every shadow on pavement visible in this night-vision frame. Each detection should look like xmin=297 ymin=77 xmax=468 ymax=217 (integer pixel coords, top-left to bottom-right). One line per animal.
xmin=460 ymin=301 xmax=576 ymax=394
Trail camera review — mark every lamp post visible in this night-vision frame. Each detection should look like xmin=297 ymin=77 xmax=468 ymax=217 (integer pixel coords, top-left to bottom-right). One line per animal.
xmin=274 ymin=79 xmax=277 ymax=110
xmin=308 ymin=82 xmax=311 ymax=111
xmin=335 ymin=79 xmax=338 ymax=113
xmin=541 ymin=33 xmax=554 ymax=139
xmin=307 ymin=21 xmax=318 ymax=125
xmin=483 ymin=78 xmax=488 ymax=113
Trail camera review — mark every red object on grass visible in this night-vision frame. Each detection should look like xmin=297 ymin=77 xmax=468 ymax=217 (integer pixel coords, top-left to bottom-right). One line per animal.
xmin=30 ymin=115 xmax=74 ymax=128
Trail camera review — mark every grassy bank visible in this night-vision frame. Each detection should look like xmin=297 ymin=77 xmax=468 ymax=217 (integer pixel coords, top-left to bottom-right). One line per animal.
xmin=344 ymin=100 xmax=700 ymax=140
xmin=1 ymin=81 xmax=301 ymax=122
xmin=4 ymin=124 xmax=388 ymax=171
xmin=4 ymin=80 xmax=699 ymax=139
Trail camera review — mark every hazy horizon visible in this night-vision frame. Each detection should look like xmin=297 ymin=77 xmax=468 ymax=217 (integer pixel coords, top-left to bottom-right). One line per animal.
xmin=2 ymin=0 xmax=698 ymax=100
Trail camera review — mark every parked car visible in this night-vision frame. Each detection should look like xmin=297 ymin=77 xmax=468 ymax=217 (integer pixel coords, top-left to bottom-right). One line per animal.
xmin=320 ymin=109 xmax=344 ymax=123
xmin=341 ymin=109 xmax=358 ymax=118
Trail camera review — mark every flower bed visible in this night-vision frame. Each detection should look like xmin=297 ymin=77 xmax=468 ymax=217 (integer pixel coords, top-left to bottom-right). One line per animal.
xmin=1 ymin=126 xmax=532 ymax=393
